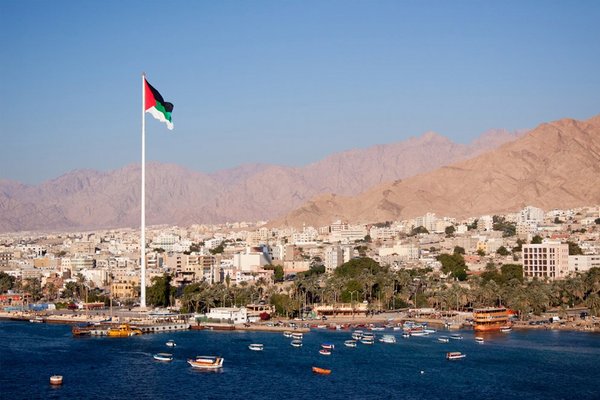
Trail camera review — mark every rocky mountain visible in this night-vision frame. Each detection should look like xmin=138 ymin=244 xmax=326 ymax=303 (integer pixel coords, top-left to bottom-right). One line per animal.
xmin=273 ymin=115 xmax=600 ymax=228
xmin=0 ymin=128 xmax=522 ymax=232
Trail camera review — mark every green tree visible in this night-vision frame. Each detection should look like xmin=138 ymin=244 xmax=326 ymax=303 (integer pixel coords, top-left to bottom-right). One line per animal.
xmin=567 ymin=241 xmax=583 ymax=255
xmin=23 ymin=278 xmax=42 ymax=302
xmin=476 ymin=249 xmax=486 ymax=257
xmin=146 ymin=274 xmax=173 ymax=307
xmin=210 ymin=243 xmax=225 ymax=255
xmin=531 ymin=235 xmax=543 ymax=244
xmin=453 ymin=246 xmax=465 ymax=255
xmin=437 ymin=253 xmax=468 ymax=281
xmin=501 ymin=264 xmax=523 ymax=283
xmin=496 ymin=246 xmax=510 ymax=256
xmin=513 ymin=239 xmax=525 ymax=252
xmin=445 ymin=226 xmax=455 ymax=236
xmin=595 ymin=218 xmax=600 ymax=225
xmin=335 ymin=258 xmax=380 ymax=279
xmin=364 ymin=235 xmax=372 ymax=243
xmin=0 ymin=272 xmax=15 ymax=293
xmin=410 ymin=226 xmax=429 ymax=236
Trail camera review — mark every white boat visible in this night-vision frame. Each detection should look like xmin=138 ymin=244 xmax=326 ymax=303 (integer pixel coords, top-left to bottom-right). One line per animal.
xmin=360 ymin=337 xmax=374 ymax=345
xmin=438 ymin=336 xmax=449 ymax=343
xmin=153 ymin=353 xmax=173 ymax=362
xmin=319 ymin=349 xmax=331 ymax=355
xmin=248 ymin=343 xmax=264 ymax=351
xmin=393 ymin=326 xmax=403 ymax=331
xmin=291 ymin=340 xmax=303 ymax=347
xmin=283 ymin=331 xmax=293 ymax=338
xmin=500 ymin=326 xmax=512 ymax=333
xmin=351 ymin=331 xmax=363 ymax=340
xmin=291 ymin=333 xmax=303 ymax=340
xmin=446 ymin=352 xmax=466 ymax=360
xmin=166 ymin=340 xmax=176 ymax=347
xmin=369 ymin=326 xmax=385 ymax=331
xmin=321 ymin=343 xmax=335 ymax=350
xmin=450 ymin=334 xmax=463 ymax=340
xmin=379 ymin=335 xmax=396 ymax=344
xmin=344 ymin=340 xmax=357 ymax=348
xmin=187 ymin=356 xmax=224 ymax=369
xmin=49 ymin=375 xmax=63 ymax=385
xmin=424 ymin=329 xmax=436 ymax=334
xmin=409 ymin=331 xmax=426 ymax=337
xmin=402 ymin=333 xmax=410 ymax=338
xmin=475 ymin=337 xmax=484 ymax=343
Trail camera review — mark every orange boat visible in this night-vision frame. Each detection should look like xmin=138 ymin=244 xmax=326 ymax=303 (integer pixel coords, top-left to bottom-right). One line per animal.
xmin=473 ymin=307 xmax=510 ymax=332
xmin=312 ymin=366 xmax=331 ymax=375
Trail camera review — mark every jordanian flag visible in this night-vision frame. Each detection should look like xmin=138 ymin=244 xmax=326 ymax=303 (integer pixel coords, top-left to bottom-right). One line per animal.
xmin=144 ymin=78 xmax=174 ymax=130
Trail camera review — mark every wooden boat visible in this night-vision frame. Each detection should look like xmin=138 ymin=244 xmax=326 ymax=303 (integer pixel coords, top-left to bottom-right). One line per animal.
xmin=166 ymin=340 xmax=176 ymax=347
xmin=319 ymin=349 xmax=331 ymax=355
xmin=153 ymin=353 xmax=173 ymax=362
xmin=107 ymin=324 xmax=142 ymax=337
xmin=187 ymin=356 xmax=224 ymax=369
xmin=49 ymin=375 xmax=63 ymax=385
xmin=446 ymin=352 xmax=466 ymax=360
xmin=291 ymin=340 xmax=303 ymax=347
xmin=312 ymin=366 xmax=331 ymax=375
xmin=321 ymin=343 xmax=335 ymax=350
xmin=248 ymin=343 xmax=264 ymax=351
xmin=475 ymin=337 xmax=485 ymax=343
xmin=344 ymin=340 xmax=357 ymax=348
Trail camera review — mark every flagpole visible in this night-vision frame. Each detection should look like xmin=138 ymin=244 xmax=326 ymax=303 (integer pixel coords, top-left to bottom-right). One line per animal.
xmin=140 ymin=72 xmax=147 ymax=309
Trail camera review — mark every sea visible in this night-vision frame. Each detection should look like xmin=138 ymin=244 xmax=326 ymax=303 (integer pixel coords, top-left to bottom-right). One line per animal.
xmin=1 ymin=321 xmax=599 ymax=400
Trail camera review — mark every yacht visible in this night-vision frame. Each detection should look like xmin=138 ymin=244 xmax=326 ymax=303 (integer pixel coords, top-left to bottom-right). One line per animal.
xmin=187 ymin=356 xmax=224 ymax=369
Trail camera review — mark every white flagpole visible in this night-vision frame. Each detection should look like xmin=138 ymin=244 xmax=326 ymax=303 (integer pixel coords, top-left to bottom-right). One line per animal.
xmin=140 ymin=72 xmax=147 ymax=309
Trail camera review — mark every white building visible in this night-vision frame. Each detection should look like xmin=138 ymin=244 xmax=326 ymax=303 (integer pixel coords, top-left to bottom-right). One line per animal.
xmin=568 ymin=255 xmax=600 ymax=274
xmin=206 ymin=307 xmax=248 ymax=324
xmin=232 ymin=246 xmax=272 ymax=272
xmin=518 ymin=206 xmax=545 ymax=224
xmin=324 ymin=245 xmax=344 ymax=273
xmin=522 ymin=241 xmax=569 ymax=280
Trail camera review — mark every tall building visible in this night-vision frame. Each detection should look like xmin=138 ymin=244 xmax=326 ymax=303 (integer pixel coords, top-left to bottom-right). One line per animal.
xmin=324 ymin=246 xmax=343 ymax=273
xmin=522 ymin=241 xmax=569 ymax=280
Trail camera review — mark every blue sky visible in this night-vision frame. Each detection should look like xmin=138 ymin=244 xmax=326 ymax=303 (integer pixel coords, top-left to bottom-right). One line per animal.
xmin=1 ymin=0 xmax=599 ymax=184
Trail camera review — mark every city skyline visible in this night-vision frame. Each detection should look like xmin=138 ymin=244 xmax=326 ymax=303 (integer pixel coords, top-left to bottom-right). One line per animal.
xmin=2 ymin=1 xmax=600 ymax=184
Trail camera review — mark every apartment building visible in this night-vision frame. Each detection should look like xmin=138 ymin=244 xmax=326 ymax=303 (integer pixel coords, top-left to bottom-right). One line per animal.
xmin=522 ymin=241 xmax=569 ymax=280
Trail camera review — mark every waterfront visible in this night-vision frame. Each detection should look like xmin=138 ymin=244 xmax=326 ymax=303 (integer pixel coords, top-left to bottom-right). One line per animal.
xmin=1 ymin=321 xmax=599 ymax=399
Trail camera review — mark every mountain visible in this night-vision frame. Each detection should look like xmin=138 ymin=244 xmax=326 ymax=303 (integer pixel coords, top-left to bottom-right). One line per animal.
xmin=0 ymin=128 xmax=522 ymax=232
xmin=273 ymin=115 xmax=600 ymax=228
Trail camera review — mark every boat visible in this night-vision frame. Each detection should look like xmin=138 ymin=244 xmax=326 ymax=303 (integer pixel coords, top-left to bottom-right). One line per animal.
xmin=438 ymin=336 xmax=449 ymax=343
xmin=248 ymin=343 xmax=264 ymax=351
xmin=409 ymin=330 xmax=426 ymax=337
xmin=30 ymin=316 xmax=45 ymax=323
xmin=500 ymin=326 xmax=512 ymax=333
xmin=187 ymin=356 xmax=224 ymax=369
xmin=450 ymin=334 xmax=463 ymax=340
xmin=153 ymin=353 xmax=173 ymax=362
xmin=319 ymin=349 xmax=331 ymax=355
xmin=166 ymin=340 xmax=176 ymax=347
xmin=291 ymin=340 xmax=303 ymax=347
xmin=369 ymin=326 xmax=385 ymax=331
xmin=446 ymin=352 xmax=466 ymax=360
xmin=424 ymin=329 xmax=436 ymax=334
xmin=360 ymin=337 xmax=374 ymax=345
xmin=283 ymin=331 xmax=293 ymax=338
xmin=475 ymin=337 xmax=484 ymax=343
xmin=312 ymin=366 xmax=331 ymax=375
xmin=291 ymin=333 xmax=303 ymax=340
xmin=351 ymin=331 xmax=364 ymax=340
xmin=321 ymin=343 xmax=335 ymax=350
xmin=106 ymin=324 xmax=143 ymax=337
xmin=402 ymin=332 xmax=410 ymax=338
xmin=379 ymin=335 xmax=396 ymax=344
xmin=344 ymin=340 xmax=357 ymax=348
xmin=49 ymin=375 xmax=63 ymax=385
xmin=473 ymin=307 xmax=510 ymax=332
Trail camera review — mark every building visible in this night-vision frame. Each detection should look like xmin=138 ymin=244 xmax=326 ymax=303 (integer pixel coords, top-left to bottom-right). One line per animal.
xmin=324 ymin=245 xmax=344 ymax=273
xmin=206 ymin=307 xmax=248 ymax=324
xmin=522 ymin=241 xmax=569 ymax=280
xmin=568 ymin=255 xmax=600 ymax=274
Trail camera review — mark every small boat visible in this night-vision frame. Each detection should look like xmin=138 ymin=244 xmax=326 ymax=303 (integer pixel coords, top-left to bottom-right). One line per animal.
xmin=321 ymin=343 xmax=335 ymax=350
xmin=248 ymin=343 xmax=264 ymax=351
xmin=424 ymin=329 xmax=436 ymax=334
xmin=316 ymin=324 xmax=327 ymax=329
xmin=475 ymin=337 xmax=484 ymax=344
xmin=369 ymin=326 xmax=385 ymax=331
xmin=291 ymin=340 xmax=303 ymax=347
xmin=360 ymin=337 xmax=374 ymax=345
xmin=409 ymin=331 xmax=426 ymax=337
xmin=402 ymin=333 xmax=410 ymax=338
xmin=30 ymin=316 xmax=45 ymax=323
xmin=49 ymin=375 xmax=63 ymax=385
xmin=107 ymin=324 xmax=143 ymax=337
xmin=319 ymin=349 xmax=331 ymax=355
xmin=292 ymin=333 xmax=303 ymax=340
xmin=283 ymin=331 xmax=293 ymax=338
xmin=438 ymin=336 xmax=449 ymax=343
xmin=344 ymin=340 xmax=357 ymax=348
xmin=187 ymin=356 xmax=224 ymax=369
xmin=450 ymin=334 xmax=463 ymax=340
xmin=379 ymin=335 xmax=396 ymax=344
xmin=153 ymin=353 xmax=173 ymax=362
xmin=446 ymin=352 xmax=466 ymax=360
xmin=312 ymin=366 xmax=331 ymax=375
xmin=166 ymin=340 xmax=176 ymax=347
xmin=500 ymin=326 xmax=512 ymax=333
xmin=351 ymin=331 xmax=363 ymax=340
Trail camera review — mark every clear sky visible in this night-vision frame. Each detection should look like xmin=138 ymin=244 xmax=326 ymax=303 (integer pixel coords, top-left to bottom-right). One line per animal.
xmin=1 ymin=0 xmax=599 ymax=184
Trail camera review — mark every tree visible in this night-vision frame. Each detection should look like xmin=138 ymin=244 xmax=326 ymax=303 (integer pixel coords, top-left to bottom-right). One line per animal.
xmin=210 ymin=243 xmax=225 ymax=255
xmin=364 ymin=235 xmax=372 ymax=243
xmin=437 ymin=253 xmax=468 ymax=281
xmin=146 ymin=274 xmax=172 ymax=307
xmin=595 ymin=218 xmax=600 ymax=225
xmin=453 ymin=246 xmax=465 ymax=255
xmin=410 ymin=226 xmax=429 ymax=236
xmin=476 ymin=249 xmax=486 ymax=257
xmin=513 ymin=239 xmax=525 ymax=253
xmin=554 ymin=217 xmax=562 ymax=224
xmin=501 ymin=264 xmax=523 ymax=283
xmin=567 ymin=241 xmax=583 ymax=256
xmin=445 ymin=226 xmax=455 ymax=236
xmin=531 ymin=235 xmax=543 ymax=244
xmin=496 ymin=246 xmax=510 ymax=256
xmin=23 ymin=278 xmax=42 ymax=302
xmin=0 ymin=272 xmax=15 ymax=293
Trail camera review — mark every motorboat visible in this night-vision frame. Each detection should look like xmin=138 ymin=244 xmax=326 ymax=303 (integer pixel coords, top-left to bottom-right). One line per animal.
xmin=360 ymin=337 xmax=374 ymax=345
xmin=153 ymin=353 xmax=173 ymax=362
xmin=475 ymin=337 xmax=485 ymax=344
xmin=351 ymin=331 xmax=364 ymax=340
xmin=312 ymin=366 xmax=331 ymax=375
xmin=187 ymin=356 xmax=224 ymax=369
xmin=321 ymin=343 xmax=335 ymax=350
xmin=291 ymin=340 xmax=303 ymax=347
xmin=449 ymin=334 xmax=463 ymax=340
xmin=402 ymin=332 xmax=410 ymax=338
xmin=344 ymin=340 xmax=357 ymax=348
xmin=438 ymin=336 xmax=449 ymax=343
xmin=107 ymin=324 xmax=143 ymax=337
xmin=500 ymin=326 xmax=512 ymax=333
xmin=283 ymin=331 xmax=293 ymax=338
xmin=248 ymin=343 xmax=264 ymax=351
xmin=30 ymin=316 xmax=45 ymax=323
xmin=166 ymin=340 xmax=176 ymax=347
xmin=49 ymin=375 xmax=63 ymax=385
xmin=379 ymin=335 xmax=396 ymax=344
xmin=319 ymin=349 xmax=331 ymax=355
xmin=291 ymin=333 xmax=303 ymax=340
xmin=446 ymin=352 xmax=466 ymax=360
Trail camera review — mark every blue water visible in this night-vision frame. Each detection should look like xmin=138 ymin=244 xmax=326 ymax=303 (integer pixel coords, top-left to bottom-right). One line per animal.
xmin=1 ymin=322 xmax=599 ymax=400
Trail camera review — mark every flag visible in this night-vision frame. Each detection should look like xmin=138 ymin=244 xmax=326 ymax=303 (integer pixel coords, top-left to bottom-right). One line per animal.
xmin=144 ymin=78 xmax=174 ymax=130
